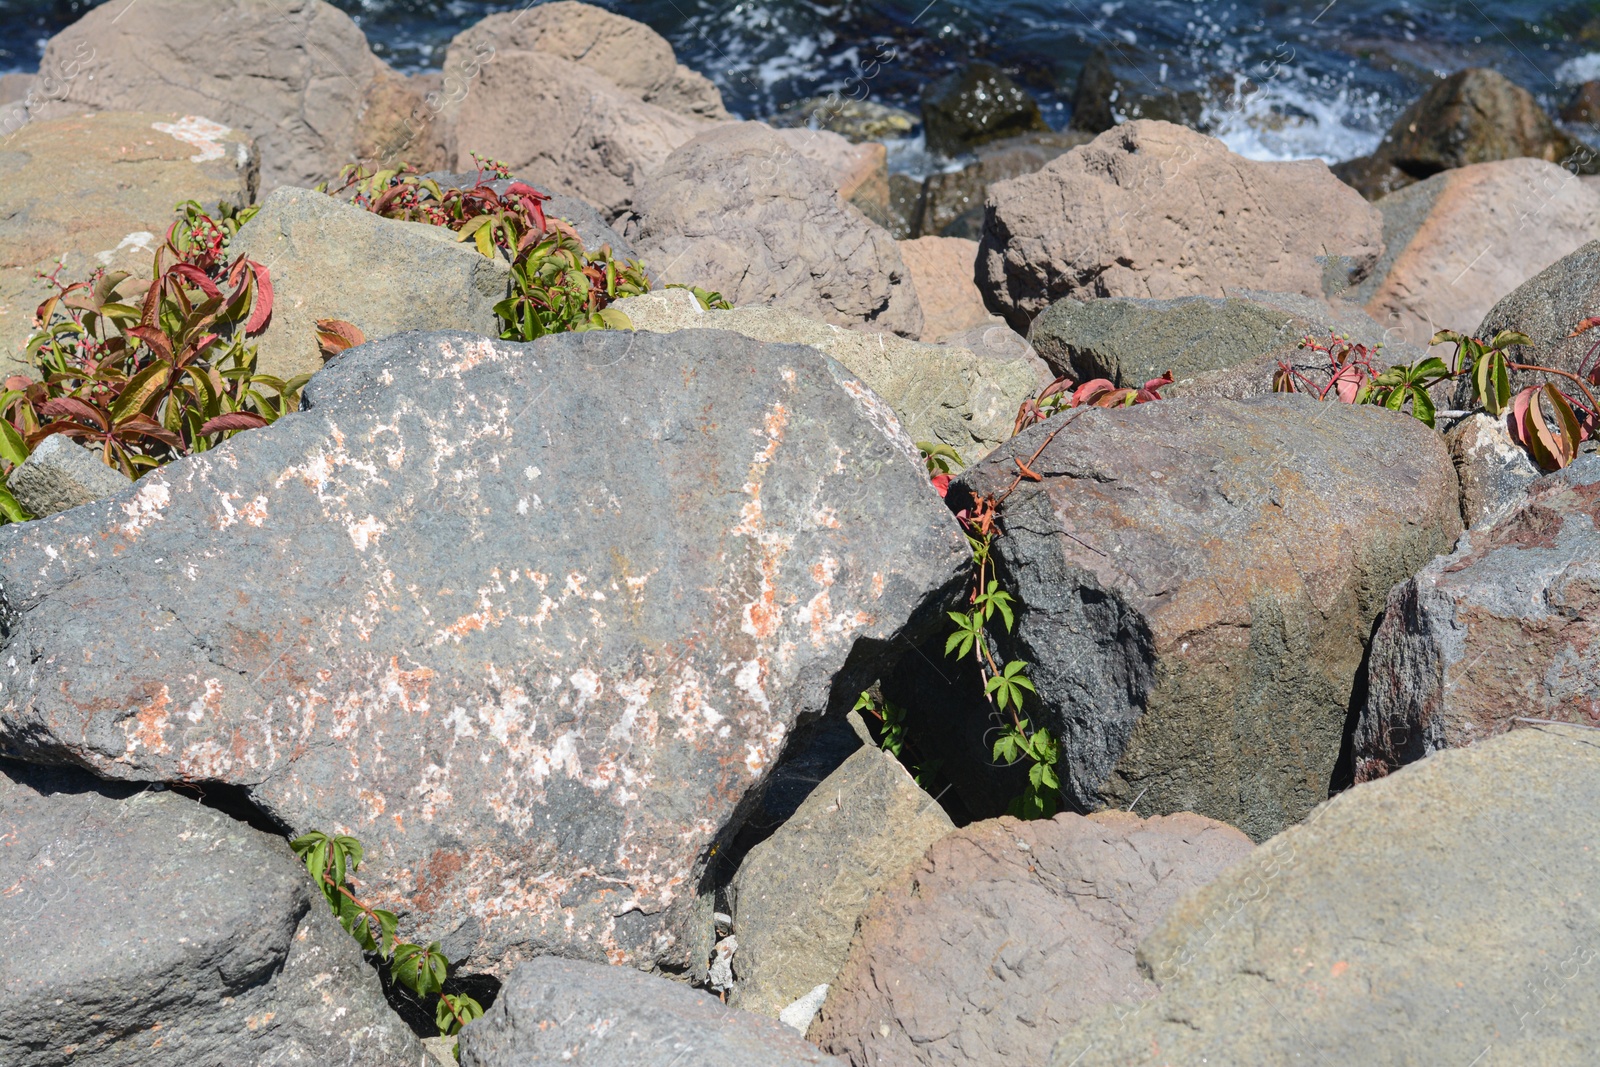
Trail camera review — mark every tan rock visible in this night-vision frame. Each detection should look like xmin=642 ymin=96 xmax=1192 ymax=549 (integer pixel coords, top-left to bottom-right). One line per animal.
xmin=448 ymin=51 xmax=712 ymax=217
xmin=1360 ymin=158 xmax=1600 ymax=351
xmin=897 ymin=236 xmax=996 ymax=340
xmin=0 ymin=112 xmax=256 ymax=375
xmin=775 ymin=128 xmax=888 ymax=221
xmin=31 ymin=0 xmax=399 ymax=191
xmin=977 ymin=121 xmax=1384 ymax=331
xmin=443 ymin=1 xmax=728 ymax=121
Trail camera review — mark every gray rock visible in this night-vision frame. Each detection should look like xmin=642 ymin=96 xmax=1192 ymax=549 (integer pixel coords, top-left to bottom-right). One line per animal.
xmin=0 ymin=328 xmax=968 ymax=977
xmin=1463 ymin=239 xmax=1600 ymax=404
xmin=1053 ymin=724 xmax=1600 ymax=1066
xmin=920 ymin=63 xmax=1050 ymax=156
xmin=729 ymin=745 xmax=953 ymax=1018
xmin=978 ymin=121 xmax=1384 ymax=332
xmin=938 ymin=322 xmax=1055 ymax=388
xmin=0 ymin=761 xmax=421 ymax=1066
xmin=458 ymin=957 xmax=844 ymax=1066
xmin=6 ymin=434 xmax=131 ymax=518
xmin=811 ymin=811 xmax=1254 ymax=1067
xmin=32 ymin=0 xmax=415 ymax=191
xmin=229 ymin=185 xmax=510 ymax=380
xmin=610 ymin=287 xmax=1036 ymax=460
xmin=942 ymin=396 xmax=1461 ymax=840
xmin=632 ymin=123 xmax=923 ymax=338
xmin=1355 ymin=455 xmax=1600 ymax=783
xmin=1445 ymin=413 xmax=1541 ymax=528
xmin=1069 ymin=45 xmax=1208 ymax=134
xmin=1028 ymin=289 xmax=1420 ymax=399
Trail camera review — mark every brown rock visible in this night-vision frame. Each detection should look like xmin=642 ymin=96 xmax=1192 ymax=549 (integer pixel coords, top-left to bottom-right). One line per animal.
xmin=896 ymin=236 xmax=995 ymax=340
xmin=775 ymin=128 xmax=889 ymax=223
xmin=633 ymin=123 xmax=923 ymax=337
xmin=0 ymin=112 xmax=257 ymax=375
xmin=977 ymin=121 xmax=1383 ymax=331
xmin=1561 ymin=80 xmax=1600 ymax=125
xmin=1358 ymin=159 xmax=1600 ymax=351
xmin=32 ymin=0 xmax=395 ymax=191
xmin=914 ymin=130 xmax=1094 ymax=238
xmin=1355 ymin=457 xmax=1600 ymax=782
xmin=353 ymin=65 xmax=446 ymax=174
xmin=1334 ymin=68 xmax=1592 ymax=199
xmin=809 ymin=811 xmax=1254 ymax=1066
xmin=1463 ymin=239 xmax=1600 ymax=403
xmin=443 ymin=1 xmax=728 ymax=122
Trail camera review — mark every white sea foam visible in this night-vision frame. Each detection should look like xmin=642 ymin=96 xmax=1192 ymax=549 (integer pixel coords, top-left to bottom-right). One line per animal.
xmin=1556 ymin=53 xmax=1600 ymax=86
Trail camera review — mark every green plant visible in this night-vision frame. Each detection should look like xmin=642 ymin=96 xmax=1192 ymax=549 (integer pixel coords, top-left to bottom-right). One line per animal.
xmin=1013 ymin=371 xmax=1173 ymax=434
xmin=0 ymin=202 xmax=301 ymax=523
xmin=291 ymin=831 xmax=484 ymax=1057
xmin=665 ymin=284 xmax=734 ymax=311
xmin=992 ymin=718 xmax=1060 ymax=819
xmin=852 ymin=689 xmax=942 ymax=789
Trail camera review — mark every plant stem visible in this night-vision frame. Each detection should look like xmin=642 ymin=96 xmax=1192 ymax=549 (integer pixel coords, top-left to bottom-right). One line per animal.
xmin=1508 ymin=362 xmax=1600 ymax=415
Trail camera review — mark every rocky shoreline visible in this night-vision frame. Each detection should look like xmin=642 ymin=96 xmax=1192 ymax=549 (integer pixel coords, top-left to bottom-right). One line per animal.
xmin=2 ymin=2 xmax=1600 ymax=1065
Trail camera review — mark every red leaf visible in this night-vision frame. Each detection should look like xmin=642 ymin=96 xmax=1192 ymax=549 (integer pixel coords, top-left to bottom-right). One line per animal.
xmin=200 ymin=412 xmax=269 ymax=435
xmin=1570 ymin=316 xmax=1600 ymax=337
xmin=128 ymin=324 xmax=174 ymax=361
xmin=115 ymin=411 xmax=184 ymax=449
xmin=930 ymin=473 xmax=952 ymax=497
xmin=1072 ymin=378 xmax=1117 ymax=406
xmin=229 ymin=257 xmax=274 ymax=334
xmin=315 ymin=318 xmax=366 ymax=360
xmin=167 ymin=263 xmax=222 ymax=300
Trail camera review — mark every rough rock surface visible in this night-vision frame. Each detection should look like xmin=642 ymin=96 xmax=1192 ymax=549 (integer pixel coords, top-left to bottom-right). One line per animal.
xmin=810 ymin=811 xmax=1253 ymax=1067
xmin=1355 ymin=456 xmax=1600 ymax=781
xmin=448 ymin=51 xmax=713 ymax=218
xmin=776 ymin=129 xmax=890 ymax=224
xmin=1028 ymin=289 xmax=1421 ymax=399
xmin=895 ymin=236 xmax=995 ymax=340
xmin=444 ymin=2 xmax=728 ymax=122
xmin=633 ymin=123 xmax=922 ymax=337
xmin=1333 ymin=68 xmax=1590 ymax=199
xmin=938 ymin=323 xmax=1054 ymax=388
xmin=0 ymin=112 xmax=257 ymax=374
xmin=1445 ymin=413 xmax=1541 ymax=528
xmin=729 ymin=745 xmax=954 ymax=1018
xmin=5 ymin=435 xmax=131 ymax=518
xmin=1463 ymin=239 xmax=1600 ymax=402
xmin=1357 ymin=160 xmax=1600 ymax=352
xmin=610 ymin=287 xmax=1035 ymax=459
xmin=913 ymin=131 xmax=1093 ymax=238
xmin=920 ymin=63 xmax=1049 ymax=156
xmin=459 ymin=957 xmax=843 ymax=1066
xmin=229 ymin=186 xmax=509 ymax=380
xmin=978 ymin=121 xmax=1384 ymax=331
xmin=1053 ymin=724 xmax=1600 ymax=1066
xmin=0 ymin=329 xmax=967 ymax=976
xmin=948 ymin=396 xmax=1461 ymax=840
xmin=0 ymin=761 xmax=421 ymax=1066
xmin=32 ymin=0 xmax=411 ymax=190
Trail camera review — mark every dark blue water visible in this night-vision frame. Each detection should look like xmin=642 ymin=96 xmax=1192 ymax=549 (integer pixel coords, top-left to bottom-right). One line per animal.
xmin=2 ymin=0 xmax=1599 ymax=162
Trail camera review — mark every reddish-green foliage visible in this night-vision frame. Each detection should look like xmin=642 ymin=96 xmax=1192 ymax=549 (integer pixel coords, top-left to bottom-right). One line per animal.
xmin=1013 ymin=371 xmax=1172 ymax=435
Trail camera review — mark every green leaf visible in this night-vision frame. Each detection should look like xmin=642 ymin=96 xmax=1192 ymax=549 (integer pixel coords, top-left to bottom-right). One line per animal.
xmin=0 ymin=485 xmax=31 ymax=524
xmin=0 ymin=419 xmax=29 ymax=468
xmin=1410 ymin=386 xmax=1436 ymax=427
xmin=108 ymin=361 xmax=171 ymax=423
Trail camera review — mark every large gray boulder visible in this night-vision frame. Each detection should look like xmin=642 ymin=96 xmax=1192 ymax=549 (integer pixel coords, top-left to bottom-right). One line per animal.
xmin=938 ymin=396 xmax=1461 ymax=840
xmin=459 ymin=957 xmax=842 ymax=1066
xmin=6 ymin=434 xmax=130 ymax=518
xmin=632 ymin=123 xmax=923 ymax=338
xmin=1028 ymin=289 xmax=1421 ymax=399
xmin=0 ymin=329 xmax=968 ymax=977
xmin=1053 ymin=724 xmax=1600 ymax=1065
xmin=229 ymin=186 xmax=510 ymax=380
xmin=1355 ymin=455 xmax=1600 ymax=783
xmin=977 ymin=121 xmax=1383 ymax=331
xmin=728 ymin=744 xmax=954 ymax=1019
xmin=810 ymin=811 xmax=1253 ymax=1067
xmin=1459 ymin=238 xmax=1600 ymax=403
xmin=611 ymin=287 xmax=1034 ymax=459
xmin=32 ymin=0 xmax=426 ymax=190
xmin=0 ymin=761 xmax=421 ymax=1066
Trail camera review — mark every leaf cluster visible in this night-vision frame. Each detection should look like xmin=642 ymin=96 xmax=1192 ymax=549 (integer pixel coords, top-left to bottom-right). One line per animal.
xmin=992 ymin=719 xmax=1060 ymax=819
xmin=1013 ymin=371 xmax=1173 ymax=434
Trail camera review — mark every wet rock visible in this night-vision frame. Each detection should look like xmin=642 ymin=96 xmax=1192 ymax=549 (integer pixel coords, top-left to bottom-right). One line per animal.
xmin=1053 ymin=724 xmax=1600 ymax=1066
xmin=1560 ymin=80 xmax=1600 ymax=126
xmin=978 ymin=121 xmax=1383 ymax=332
xmin=32 ymin=0 xmax=408 ymax=190
xmin=728 ymin=745 xmax=953 ymax=1018
xmin=0 ymin=761 xmax=421 ymax=1066
xmin=1068 ymin=45 xmax=1207 ymax=134
xmin=914 ymin=130 xmax=1093 ymax=238
xmin=1445 ymin=413 xmax=1541 ymax=528
xmin=632 ymin=123 xmax=923 ymax=338
xmin=1356 ymin=456 xmax=1600 ymax=782
xmin=1355 ymin=160 xmax=1600 ymax=352
xmin=1459 ymin=238 xmax=1600 ymax=404
xmin=5 ymin=434 xmax=131 ymax=519
xmin=1333 ymin=69 xmax=1593 ymax=199
xmin=0 ymin=328 xmax=967 ymax=976
xmin=0 ymin=112 xmax=256 ymax=374
xmin=920 ymin=63 xmax=1050 ymax=156
xmin=610 ymin=287 xmax=1035 ymax=459
xmin=886 ymin=173 xmax=922 ymax=240
xmin=458 ymin=957 xmax=843 ymax=1066
xmin=228 ymin=186 xmax=509 ymax=380
xmin=1028 ymin=289 xmax=1420 ymax=399
xmin=770 ymin=97 xmax=918 ymax=143
xmin=810 ymin=811 xmax=1253 ymax=1067
xmin=945 ymin=396 xmax=1460 ymax=840
xmin=443 ymin=2 xmax=728 ymax=123
xmin=895 ymin=236 xmax=995 ymax=340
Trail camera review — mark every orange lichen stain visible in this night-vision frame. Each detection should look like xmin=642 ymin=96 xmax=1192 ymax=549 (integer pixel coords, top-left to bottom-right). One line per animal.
xmin=123 ymin=688 xmax=175 ymax=756
xmin=1330 ymin=960 xmax=1349 ymax=978
xmin=871 ymin=572 xmax=885 ymax=598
